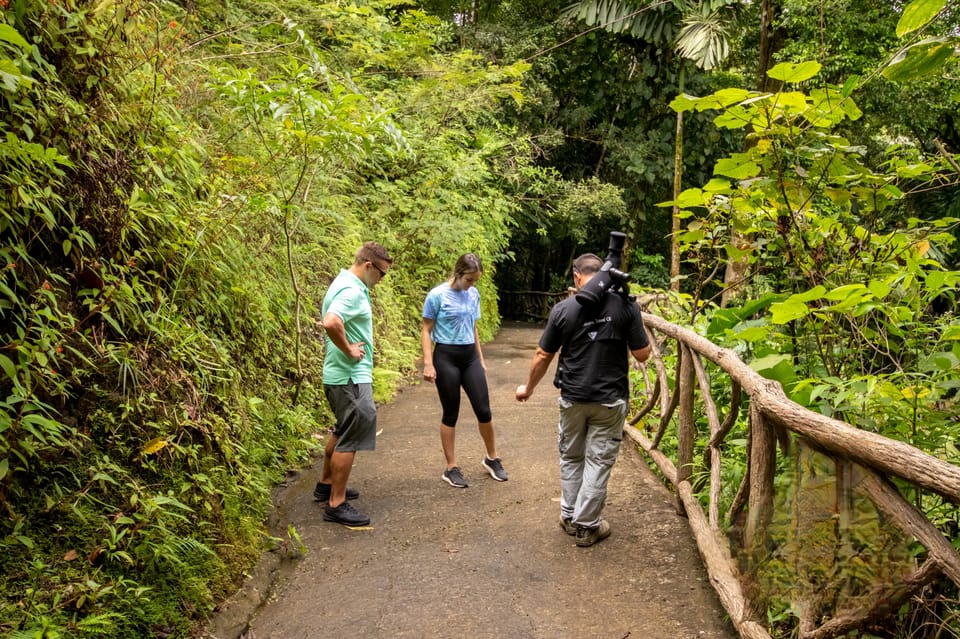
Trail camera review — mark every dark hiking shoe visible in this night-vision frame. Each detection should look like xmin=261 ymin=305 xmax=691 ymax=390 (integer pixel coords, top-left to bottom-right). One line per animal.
xmin=313 ymin=482 xmax=360 ymax=502
xmin=575 ymin=520 xmax=611 ymax=547
xmin=323 ymin=501 xmax=371 ymax=526
xmin=442 ymin=467 xmax=468 ymax=488
xmin=559 ymin=516 xmax=577 ymax=536
xmin=481 ymin=456 xmax=509 ymax=481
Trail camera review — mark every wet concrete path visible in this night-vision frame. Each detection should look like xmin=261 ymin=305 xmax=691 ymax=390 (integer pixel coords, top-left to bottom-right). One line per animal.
xmin=202 ymin=323 xmax=736 ymax=639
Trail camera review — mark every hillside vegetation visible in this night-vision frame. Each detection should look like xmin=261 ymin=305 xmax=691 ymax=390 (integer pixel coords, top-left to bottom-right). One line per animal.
xmin=0 ymin=0 xmax=541 ymax=635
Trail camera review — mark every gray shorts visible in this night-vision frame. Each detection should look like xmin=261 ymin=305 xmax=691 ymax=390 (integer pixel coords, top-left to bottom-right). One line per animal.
xmin=324 ymin=381 xmax=377 ymax=452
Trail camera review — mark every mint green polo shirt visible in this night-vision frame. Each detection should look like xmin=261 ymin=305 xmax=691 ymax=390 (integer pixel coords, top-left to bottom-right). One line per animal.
xmin=321 ymin=269 xmax=373 ymax=384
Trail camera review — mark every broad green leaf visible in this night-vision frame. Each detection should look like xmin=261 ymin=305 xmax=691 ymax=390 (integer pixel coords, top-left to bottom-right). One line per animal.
xmin=0 ymin=59 xmax=29 ymax=92
xmin=896 ymin=0 xmax=948 ymax=37
xmin=679 ymin=225 xmax=705 ymax=243
xmin=0 ymin=458 xmax=7 ymax=481
xmin=749 ymin=354 xmax=796 ymax=387
xmin=768 ymin=61 xmax=821 ymax=83
xmin=91 ymin=471 xmax=118 ymax=484
xmin=839 ymin=97 xmax=863 ymax=121
xmin=675 ymin=188 xmax=707 ymax=208
xmin=670 ymin=93 xmax=700 ymax=113
xmin=749 ymin=354 xmax=790 ymax=371
xmin=703 ymin=178 xmax=732 ymax=193
xmin=826 ymin=296 xmax=872 ymax=313
xmin=711 ymin=87 xmax=752 ymax=107
xmin=714 ymin=105 xmax=753 ymax=129
xmin=0 ymin=354 xmax=16 ymax=384
xmin=731 ymin=324 xmax=771 ymax=343
xmin=770 ymin=300 xmax=811 ymax=324
xmin=769 ymin=286 xmax=825 ymax=324
xmin=883 ymin=39 xmax=958 ymax=81
xmin=806 ymin=88 xmax=861 ymax=127
xmin=715 ymin=154 xmax=761 ymax=179
xmin=790 ymin=285 xmax=827 ymax=303
xmin=705 ymin=294 xmax=781 ymax=337
xmin=867 ymin=280 xmax=891 ymax=299
xmin=926 ymin=270 xmax=945 ymax=291
xmin=776 ymin=91 xmax=809 ymax=113
xmin=823 ymin=283 xmax=868 ymax=301
xmin=841 ymin=75 xmax=859 ymax=97
xmin=0 ymin=24 xmax=29 ymax=49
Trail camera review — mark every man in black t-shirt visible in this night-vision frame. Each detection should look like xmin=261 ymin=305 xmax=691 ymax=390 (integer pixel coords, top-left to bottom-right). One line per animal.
xmin=516 ymin=253 xmax=651 ymax=547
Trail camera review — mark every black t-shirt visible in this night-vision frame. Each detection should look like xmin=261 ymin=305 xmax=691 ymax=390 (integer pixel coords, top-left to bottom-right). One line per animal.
xmin=539 ymin=293 xmax=649 ymax=404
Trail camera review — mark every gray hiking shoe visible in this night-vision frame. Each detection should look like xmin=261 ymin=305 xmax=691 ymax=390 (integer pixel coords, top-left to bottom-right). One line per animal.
xmin=482 ymin=456 xmax=508 ymax=481
xmin=323 ymin=501 xmax=371 ymax=527
xmin=559 ymin=516 xmax=577 ymax=536
xmin=442 ymin=466 xmax=468 ymax=488
xmin=575 ymin=520 xmax=611 ymax=547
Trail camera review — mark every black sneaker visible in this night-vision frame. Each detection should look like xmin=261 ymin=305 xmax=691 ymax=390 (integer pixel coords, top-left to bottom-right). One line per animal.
xmin=323 ymin=501 xmax=371 ymax=526
xmin=313 ymin=482 xmax=360 ymax=502
xmin=481 ymin=456 xmax=508 ymax=481
xmin=559 ymin=516 xmax=576 ymax=536
xmin=575 ymin=520 xmax=611 ymax=547
xmin=442 ymin=467 xmax=468 ymax=488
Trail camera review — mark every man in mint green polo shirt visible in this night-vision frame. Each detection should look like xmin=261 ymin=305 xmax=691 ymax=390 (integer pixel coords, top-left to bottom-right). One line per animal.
xmin=314 ymin=241 xmax=393 ymax=527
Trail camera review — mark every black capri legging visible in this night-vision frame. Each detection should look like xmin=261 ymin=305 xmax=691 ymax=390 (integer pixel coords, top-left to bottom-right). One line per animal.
xmin=433 ymin=343 xmax=493 ymax=427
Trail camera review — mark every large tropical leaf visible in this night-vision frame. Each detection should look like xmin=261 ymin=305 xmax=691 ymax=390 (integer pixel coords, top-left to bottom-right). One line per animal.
xmin=882 ymin=37 xmax=960 ymax=82
xmin=896 ymin=0 xmax=949 ymax=37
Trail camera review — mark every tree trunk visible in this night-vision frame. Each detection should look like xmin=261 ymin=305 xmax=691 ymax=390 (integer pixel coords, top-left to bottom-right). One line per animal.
xmin=670 ymin=67 xmax=685 ymax=292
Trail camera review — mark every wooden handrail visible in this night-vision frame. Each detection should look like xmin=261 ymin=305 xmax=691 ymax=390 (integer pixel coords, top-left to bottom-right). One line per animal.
xmin=627 ymin=310 xmax=960 ymax=639
xmin=639 ymin=313 xmax=960 ymax=500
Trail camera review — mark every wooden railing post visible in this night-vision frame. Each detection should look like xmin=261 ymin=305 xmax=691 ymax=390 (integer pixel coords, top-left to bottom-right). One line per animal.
xmin=745 ymin=402 xmax=775 ymax=560
xmin=677 ymin=344 xmax=696 ymax=516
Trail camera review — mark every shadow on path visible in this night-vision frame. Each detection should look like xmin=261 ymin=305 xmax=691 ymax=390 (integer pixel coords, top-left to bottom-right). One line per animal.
xmin=202 ymin=323 xmax=736 ymax=639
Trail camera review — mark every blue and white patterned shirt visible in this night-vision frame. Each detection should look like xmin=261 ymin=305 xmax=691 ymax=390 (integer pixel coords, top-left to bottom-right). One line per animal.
xmin=422 ymin=283 xmax=480 ymax=345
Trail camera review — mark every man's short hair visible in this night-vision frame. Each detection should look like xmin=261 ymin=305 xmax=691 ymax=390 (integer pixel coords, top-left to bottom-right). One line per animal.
xmin=354 ymin=241 xmax=393 ymax=267
xmin=573 ymin=253 xmax=602 ymax=275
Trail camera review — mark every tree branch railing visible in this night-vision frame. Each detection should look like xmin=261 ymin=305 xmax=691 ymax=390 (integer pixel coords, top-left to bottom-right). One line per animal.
xmin=499 ymin=290 xmax=569 ymax=321
xmin=627 ymin=310 xmax=960 ymax=639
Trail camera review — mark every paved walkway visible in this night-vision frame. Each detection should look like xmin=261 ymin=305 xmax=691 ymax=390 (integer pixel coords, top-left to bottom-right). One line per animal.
xmin=202 ymin=323 xmax=736 ymax=639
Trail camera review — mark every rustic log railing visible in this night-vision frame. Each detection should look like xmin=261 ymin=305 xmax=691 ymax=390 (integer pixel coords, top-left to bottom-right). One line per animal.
xmin=627 ymin=310 xmax=960 ymax=639
xmin=499 ymin=290 xmax=569 ymax=321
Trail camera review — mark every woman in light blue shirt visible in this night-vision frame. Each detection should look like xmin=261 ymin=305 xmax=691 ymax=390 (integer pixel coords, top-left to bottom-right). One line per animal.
xmin=421 ymin=253 xmax=508 ymax=488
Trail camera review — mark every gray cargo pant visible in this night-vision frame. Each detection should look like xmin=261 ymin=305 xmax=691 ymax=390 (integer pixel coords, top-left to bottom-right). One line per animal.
xmin=557 ymin=398 xmax=627 ymax=529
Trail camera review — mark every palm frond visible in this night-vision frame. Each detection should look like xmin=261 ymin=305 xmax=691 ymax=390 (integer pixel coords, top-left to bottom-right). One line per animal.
xmin=562 ymin=0 xmax=682 ymax=46
xmin=675 ymin=11 xmax=731 ymax=70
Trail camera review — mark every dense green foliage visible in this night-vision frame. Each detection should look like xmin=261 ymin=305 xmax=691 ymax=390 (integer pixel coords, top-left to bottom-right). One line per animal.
xmin=1 ymin=0 xmax=959 ymax=636
xmin=0 ymin=0 xmax=536 ymax=636
xmin=663 ymin=2 xmax=958 ymax=630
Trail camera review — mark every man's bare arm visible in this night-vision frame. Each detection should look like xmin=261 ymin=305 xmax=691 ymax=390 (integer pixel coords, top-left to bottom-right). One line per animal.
xmin=321 ymin=312 xmax=365 ymax=361
xmin=516 ymin=347 xmax=556 ymax=402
